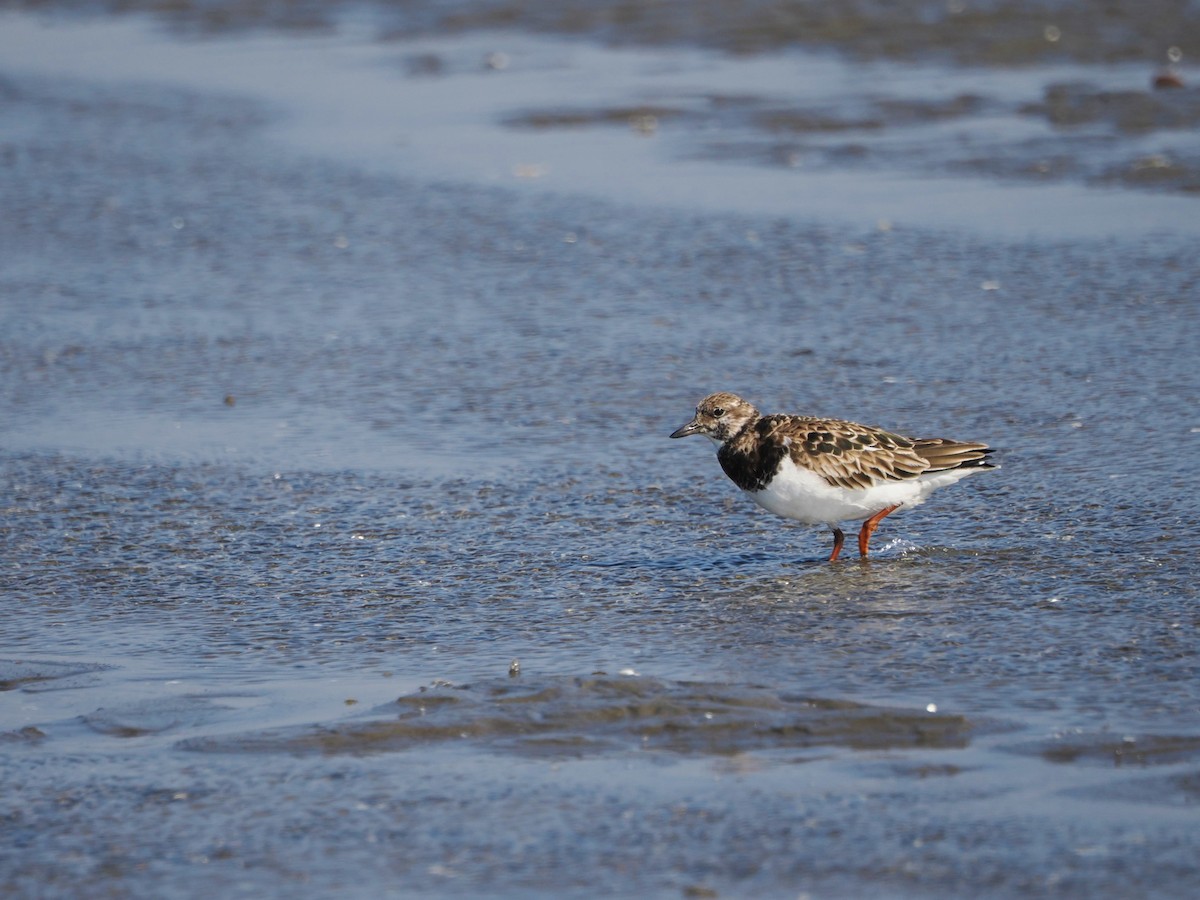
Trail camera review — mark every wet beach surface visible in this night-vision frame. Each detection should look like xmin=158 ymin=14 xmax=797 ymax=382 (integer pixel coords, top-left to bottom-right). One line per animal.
xmin=2 ymin=3 xmax=1200 ymax=898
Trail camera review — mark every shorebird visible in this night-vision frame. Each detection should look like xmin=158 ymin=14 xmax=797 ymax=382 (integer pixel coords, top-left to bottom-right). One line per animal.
xmin=670 ymin=392 xmax=995 ymax=561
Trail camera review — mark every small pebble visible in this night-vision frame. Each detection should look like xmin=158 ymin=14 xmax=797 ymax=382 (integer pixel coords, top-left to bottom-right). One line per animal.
xmin=1153 ymin=69 xmax=1184 ymax=89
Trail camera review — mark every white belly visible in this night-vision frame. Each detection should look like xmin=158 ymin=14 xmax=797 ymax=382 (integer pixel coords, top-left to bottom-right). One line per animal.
xmin=745 ymin=456 xmax=980 ymax=525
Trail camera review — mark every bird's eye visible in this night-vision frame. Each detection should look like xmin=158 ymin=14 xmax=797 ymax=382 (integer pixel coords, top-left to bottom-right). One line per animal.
xmin=711 ymin=407 xmax=725 ymax=418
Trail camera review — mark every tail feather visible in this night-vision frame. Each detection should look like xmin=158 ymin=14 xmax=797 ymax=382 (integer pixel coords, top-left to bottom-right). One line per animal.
xmin=913 ymin=438 xmax=996 ymax=472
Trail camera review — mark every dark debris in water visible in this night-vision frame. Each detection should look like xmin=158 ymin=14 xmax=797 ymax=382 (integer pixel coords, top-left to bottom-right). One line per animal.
xmin=686 ymin=82 xmax=1200 ymax=195
xmin=33 ymin=0 xmax=1200 ymax=66
xmin=0 ymin=726 xmax=47 ymax=745
xmin=0 ymin=658 xmax=110 ymax=693
xmin=1023 ymin=81 xmax=1200 ymax=134
xmin=179 ymin=674 xmax=973 ymax=757
xmin=1012 ymin=732 xmax=1200 ymax=767
xmin=502 ymin=104 xmax=692 ymax=132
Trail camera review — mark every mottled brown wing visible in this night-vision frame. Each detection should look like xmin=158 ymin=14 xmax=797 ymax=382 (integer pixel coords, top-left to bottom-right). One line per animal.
xmin=762 ymin=416 xmax=933 ymax=490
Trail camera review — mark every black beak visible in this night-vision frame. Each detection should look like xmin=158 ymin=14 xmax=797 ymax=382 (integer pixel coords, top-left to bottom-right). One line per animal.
xmin=670 ymin=419 xmax=703 ymax=439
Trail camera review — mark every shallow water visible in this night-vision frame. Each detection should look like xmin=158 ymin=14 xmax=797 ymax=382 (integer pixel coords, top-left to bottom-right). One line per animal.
xmin=2 ymin=7 xmax=1200 ymax=899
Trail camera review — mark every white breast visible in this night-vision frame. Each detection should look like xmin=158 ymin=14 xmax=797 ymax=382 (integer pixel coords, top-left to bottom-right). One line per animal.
xmin=745 ymin=456 xmax=980 ymax=525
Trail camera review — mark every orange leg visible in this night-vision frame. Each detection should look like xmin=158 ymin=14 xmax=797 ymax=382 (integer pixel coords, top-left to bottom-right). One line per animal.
xmin=828 ymin=527 xmax=846 ymax=563
xmin=858 ymin=505 xmax=901 ymax=558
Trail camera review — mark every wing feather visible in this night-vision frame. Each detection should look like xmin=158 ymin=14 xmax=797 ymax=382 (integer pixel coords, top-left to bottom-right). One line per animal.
xmin=767 ymin=415 xmax=992 ymax=489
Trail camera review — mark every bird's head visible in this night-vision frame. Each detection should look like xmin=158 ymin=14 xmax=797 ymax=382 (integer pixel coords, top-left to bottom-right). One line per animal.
xmin=669 ymin=392 xmax=760 ymax=445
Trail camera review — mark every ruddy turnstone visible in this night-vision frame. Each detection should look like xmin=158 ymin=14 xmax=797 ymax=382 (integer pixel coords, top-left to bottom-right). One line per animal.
xmin=670 ymin=392 xmax=995 ymax=561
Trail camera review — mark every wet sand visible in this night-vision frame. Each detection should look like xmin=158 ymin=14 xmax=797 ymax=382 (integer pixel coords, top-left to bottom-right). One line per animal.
xmin=2 ymin=7 xmax=1199 ymax=899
